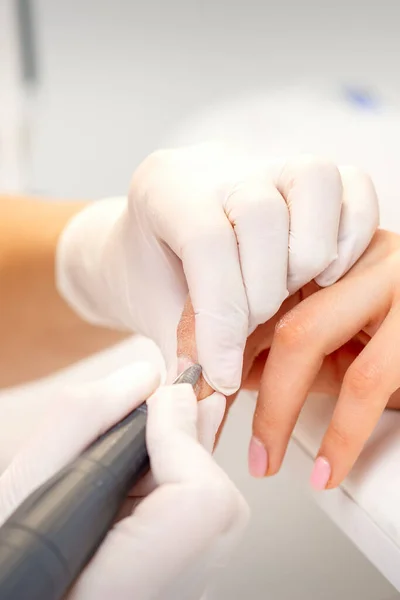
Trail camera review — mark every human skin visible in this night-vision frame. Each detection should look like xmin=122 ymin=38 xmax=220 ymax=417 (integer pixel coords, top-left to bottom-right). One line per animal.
xmin=177 ymin=229 xmax=400 ymax=488
xmin=177 ymin=292 xmax=302 ymax=437
xmin=0 ymin=196 xmax=126 ymax=389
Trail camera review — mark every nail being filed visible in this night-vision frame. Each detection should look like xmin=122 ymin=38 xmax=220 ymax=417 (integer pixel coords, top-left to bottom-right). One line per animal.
xmin=173 ymin=364 xmax=202 ymax=387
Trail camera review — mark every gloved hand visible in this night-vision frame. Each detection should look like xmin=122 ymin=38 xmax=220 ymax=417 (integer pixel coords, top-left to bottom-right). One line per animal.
xmin=0 ymin=363 xmax=249 ymax=600
xmin=57 ymin=144 xmax=379 ymax=394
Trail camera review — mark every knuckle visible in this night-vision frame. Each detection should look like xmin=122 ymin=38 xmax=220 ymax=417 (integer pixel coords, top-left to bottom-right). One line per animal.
xmin=229 ymin=183 xmax=285 ymax=214
xmin=344 ymin=360 xmax=382 ymax=398
xmin=299 ymin=155 xmax=341 ymax=181
xmin=368 ymin=232 xmax=400 ymax=270
xmin=129 ymin=148 xmax=174 ymax=199
xmin=141 ymin=148 xmax=171 ymax=171
xmin=283 ymin=155 xmax=341 ymax=188
xmin=226 ymin=181 xmax=289 ymax=234
xmin=131 ymin=149 xmax=164 ymax=183
xmin=340 ymin=166 xmax=379 ymax=218
xmin=253 ymin=404 xmax=280 ymax=434
xmin=326 ymin=421 xmax=353 ymax=452
xmin=274 ymin=308 xmax=310 ymax=349
xmin=340 ymin=164 xmax=373 ymax=185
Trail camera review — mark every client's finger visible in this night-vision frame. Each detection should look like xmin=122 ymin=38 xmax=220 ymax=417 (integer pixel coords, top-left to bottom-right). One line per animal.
xmin=177 ymin=296 xmax=214 ymax=400
xmin=249 ymin=264 xmax=392 ymax=479
xmin=315 ymin=308 xmax=400 ymax=488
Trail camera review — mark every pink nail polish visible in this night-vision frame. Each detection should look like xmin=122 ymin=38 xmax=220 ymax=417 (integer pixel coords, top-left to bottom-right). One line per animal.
xmin=248 ymin=437 xmax=268 ymax=478
xmin=310 ymin=456 xmax=331 ymax=491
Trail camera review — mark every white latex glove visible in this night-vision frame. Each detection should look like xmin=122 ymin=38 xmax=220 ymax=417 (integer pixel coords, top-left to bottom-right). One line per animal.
xmin=0 ymin=363 xmax=249 ymax=600
xmin=57 ymin=144 xmax=379 ymax=394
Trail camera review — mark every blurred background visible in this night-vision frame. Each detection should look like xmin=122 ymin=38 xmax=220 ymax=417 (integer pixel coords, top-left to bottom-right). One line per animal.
xmin=1 ymin=0 xmax=400 ymax=598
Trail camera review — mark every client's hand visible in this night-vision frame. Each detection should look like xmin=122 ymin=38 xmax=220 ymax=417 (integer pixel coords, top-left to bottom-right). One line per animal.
xmin=251 ymin=229 xmax=400 ymax=490
xmin=179 ymin=230 xmax=400 ymax=490
xmin=0 ymin=364 xmax=249 ymax=600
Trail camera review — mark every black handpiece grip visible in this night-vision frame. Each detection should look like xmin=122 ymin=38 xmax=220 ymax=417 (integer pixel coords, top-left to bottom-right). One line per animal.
xmin=0 ymin=364 xmax=201 ymax=600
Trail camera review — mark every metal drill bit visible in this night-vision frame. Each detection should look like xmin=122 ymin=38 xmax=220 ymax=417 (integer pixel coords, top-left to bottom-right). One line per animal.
xmin=173 ymin=364 xmax=202 ymax=386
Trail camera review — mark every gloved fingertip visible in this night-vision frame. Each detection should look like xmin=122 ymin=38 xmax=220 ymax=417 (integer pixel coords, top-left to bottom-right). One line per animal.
xmin=202 ymin=368 xmax=240 ymax=396
xmin=199 ymin=393 xmax=226 ymax=426
xmin=315 ymin=253 xmax=343 ymax=287
xmin=198 ymin=392 xmax=226 ymax=452
xmin=200 ymin=348 xmax=243 ymax=396
xmin=146 ymin=383 xmax=198 ymax=425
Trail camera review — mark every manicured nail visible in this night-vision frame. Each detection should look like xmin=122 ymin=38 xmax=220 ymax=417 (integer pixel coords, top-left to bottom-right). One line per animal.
xmin=310 ymin=456 xmax=331 ymax=491
xmin=248 ymin=436 xmax=268 ymax=478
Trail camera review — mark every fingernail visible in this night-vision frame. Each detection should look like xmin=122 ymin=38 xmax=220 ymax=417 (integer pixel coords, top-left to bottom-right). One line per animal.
xmin=310 ymin=456 xmax=331 ymax=491
xmin=248 ymin=436 xmax=268 ymax=478
xmin=177 ymin=356 xmax=195 ymax=376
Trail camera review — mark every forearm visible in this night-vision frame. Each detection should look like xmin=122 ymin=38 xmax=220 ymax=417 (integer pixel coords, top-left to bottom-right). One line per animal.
xmin=0 ymin=196 xmax=127 ymax=389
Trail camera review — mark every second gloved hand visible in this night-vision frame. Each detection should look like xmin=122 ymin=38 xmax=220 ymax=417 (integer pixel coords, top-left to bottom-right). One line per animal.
xmin=57 ymin=144 xmax=379 ymax=394
xmin=0 ymin=364 xmax=249 ymax=600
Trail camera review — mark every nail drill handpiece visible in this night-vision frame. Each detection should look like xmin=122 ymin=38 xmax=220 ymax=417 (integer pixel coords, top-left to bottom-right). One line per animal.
xmin=0 ymin=364 xmax=202 ymax=600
